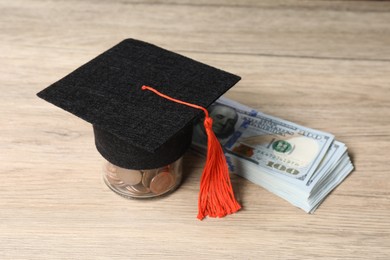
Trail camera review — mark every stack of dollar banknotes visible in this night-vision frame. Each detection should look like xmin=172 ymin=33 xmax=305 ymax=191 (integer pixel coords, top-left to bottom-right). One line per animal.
xmin=192 ymin=97 xmax=354 ymax=213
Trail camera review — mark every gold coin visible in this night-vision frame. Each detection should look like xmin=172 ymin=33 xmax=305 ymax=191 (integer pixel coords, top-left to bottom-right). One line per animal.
xmin=150 ymin=171 xmax=176 ymax=195
xmin=115 ymin=168 xmax=142 ymax=186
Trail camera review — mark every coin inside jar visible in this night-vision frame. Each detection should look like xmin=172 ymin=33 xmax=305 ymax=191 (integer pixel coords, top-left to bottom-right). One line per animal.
xmin=126 ymin=183 xmax=150 ymax=195
xmin=150 ymin=171 xmax=176 ymax=195
xmin=104 ymin=167 xmax=120 ymax=179
xmin=141 ymin=170 xmax=158 ymax=188
xmin=106 ymin=163 xmax=117 ymax=173
xmin=115 ymin=167 xmax=142 ymax=186
xmin=104 ymin=172 xmax=125 ymax=186
xmin=103 ymin=164 xmax=125 ymax=185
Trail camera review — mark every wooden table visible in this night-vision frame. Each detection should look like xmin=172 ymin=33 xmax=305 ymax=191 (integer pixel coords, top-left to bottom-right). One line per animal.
xmin=1 ymin=0 xmax=389 ymax=259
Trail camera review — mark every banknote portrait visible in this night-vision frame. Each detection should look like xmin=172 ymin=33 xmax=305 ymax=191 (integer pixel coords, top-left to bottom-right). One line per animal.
xmin=193 ymin=104 xmax=239 ymax=145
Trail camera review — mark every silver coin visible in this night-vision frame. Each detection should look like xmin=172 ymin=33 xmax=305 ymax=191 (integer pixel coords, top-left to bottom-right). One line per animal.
xmin=126 ymin=184 xmax=150 ymax=194
xmin=115 ymin=168 xmax=142 ymax=186
xmin=104 ymin=168 xmax=120 ymax=180
xmin=105 ymin=174 xmax=125 ymax=186
xmin=106 ymin=162 xmax=117 ymax=173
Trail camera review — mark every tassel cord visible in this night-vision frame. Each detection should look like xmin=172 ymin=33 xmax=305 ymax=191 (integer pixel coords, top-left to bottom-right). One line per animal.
xmin=141 ymin=85 xmax=241 ymax=220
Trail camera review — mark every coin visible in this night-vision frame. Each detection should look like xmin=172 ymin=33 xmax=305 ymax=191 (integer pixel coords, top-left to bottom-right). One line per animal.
xmin=104 ymin=168 xmax=120 ymax=180
xmin=104 ymin=173 xmax=125 ymax=186
xmin=115 ymin=168 xmax=142 ymax=186
xmin=158 ymin=166 xmax=170 ymax=173
xmin=142 ymin=170 xmax=158 ymax=188
xmin=150 ymin=171 xmax=176 ymax=195
xmin=103 ymin=166 xmax=127 ymax=186
xmin=106 ymin=162 xmax=117 ymax=173
xmin=126 ymin=184 xmax=150 ymax=194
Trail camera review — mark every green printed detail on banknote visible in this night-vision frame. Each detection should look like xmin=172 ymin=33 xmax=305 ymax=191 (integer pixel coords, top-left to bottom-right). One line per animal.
xmin=224 ymin=111 xmax=334 ymax=185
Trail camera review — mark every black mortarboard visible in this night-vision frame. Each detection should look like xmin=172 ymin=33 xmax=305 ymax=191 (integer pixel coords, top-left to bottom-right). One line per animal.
xmin=37 ymin=39 xmax=241 ymax=170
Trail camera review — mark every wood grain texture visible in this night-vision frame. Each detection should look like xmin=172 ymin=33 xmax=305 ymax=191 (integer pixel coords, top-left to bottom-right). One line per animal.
xmin=1 ymin=0 xmax=389 ymax=259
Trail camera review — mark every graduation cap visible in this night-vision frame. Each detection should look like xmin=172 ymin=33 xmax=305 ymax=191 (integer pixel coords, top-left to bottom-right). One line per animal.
xmin=37 ymin=39 xmax=241 ymax=220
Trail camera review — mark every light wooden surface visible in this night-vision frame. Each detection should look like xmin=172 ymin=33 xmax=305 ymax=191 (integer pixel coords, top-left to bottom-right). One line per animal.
xmin=1 ymin=0 xmax=390 ymax=259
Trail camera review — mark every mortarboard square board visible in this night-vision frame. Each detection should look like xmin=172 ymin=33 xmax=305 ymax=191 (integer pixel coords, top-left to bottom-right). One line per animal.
xmin=37 ymin=38 xmax=241 ymax=170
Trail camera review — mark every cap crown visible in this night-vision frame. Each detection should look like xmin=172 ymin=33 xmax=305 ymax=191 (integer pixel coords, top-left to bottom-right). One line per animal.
xmin=37 ymin=39 xmax=241 ymax=153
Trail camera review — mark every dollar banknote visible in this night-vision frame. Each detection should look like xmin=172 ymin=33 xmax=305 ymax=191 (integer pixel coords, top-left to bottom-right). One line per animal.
xmin=223 ymin=111 xmax=334 ymax=186
xmin=192 ymin=97 xmax=354 ymax=213
xmin=193 ymin=97 xmax=334 ymax=185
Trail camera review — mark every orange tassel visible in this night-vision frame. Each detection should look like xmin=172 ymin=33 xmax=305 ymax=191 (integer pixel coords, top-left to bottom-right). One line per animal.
xmin=141 ymin=85 xmax=241 ymax=220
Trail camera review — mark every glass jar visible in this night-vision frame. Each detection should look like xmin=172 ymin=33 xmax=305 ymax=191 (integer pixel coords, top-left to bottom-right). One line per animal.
xmin=102 ymin=157 xmax=183 ymax=199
